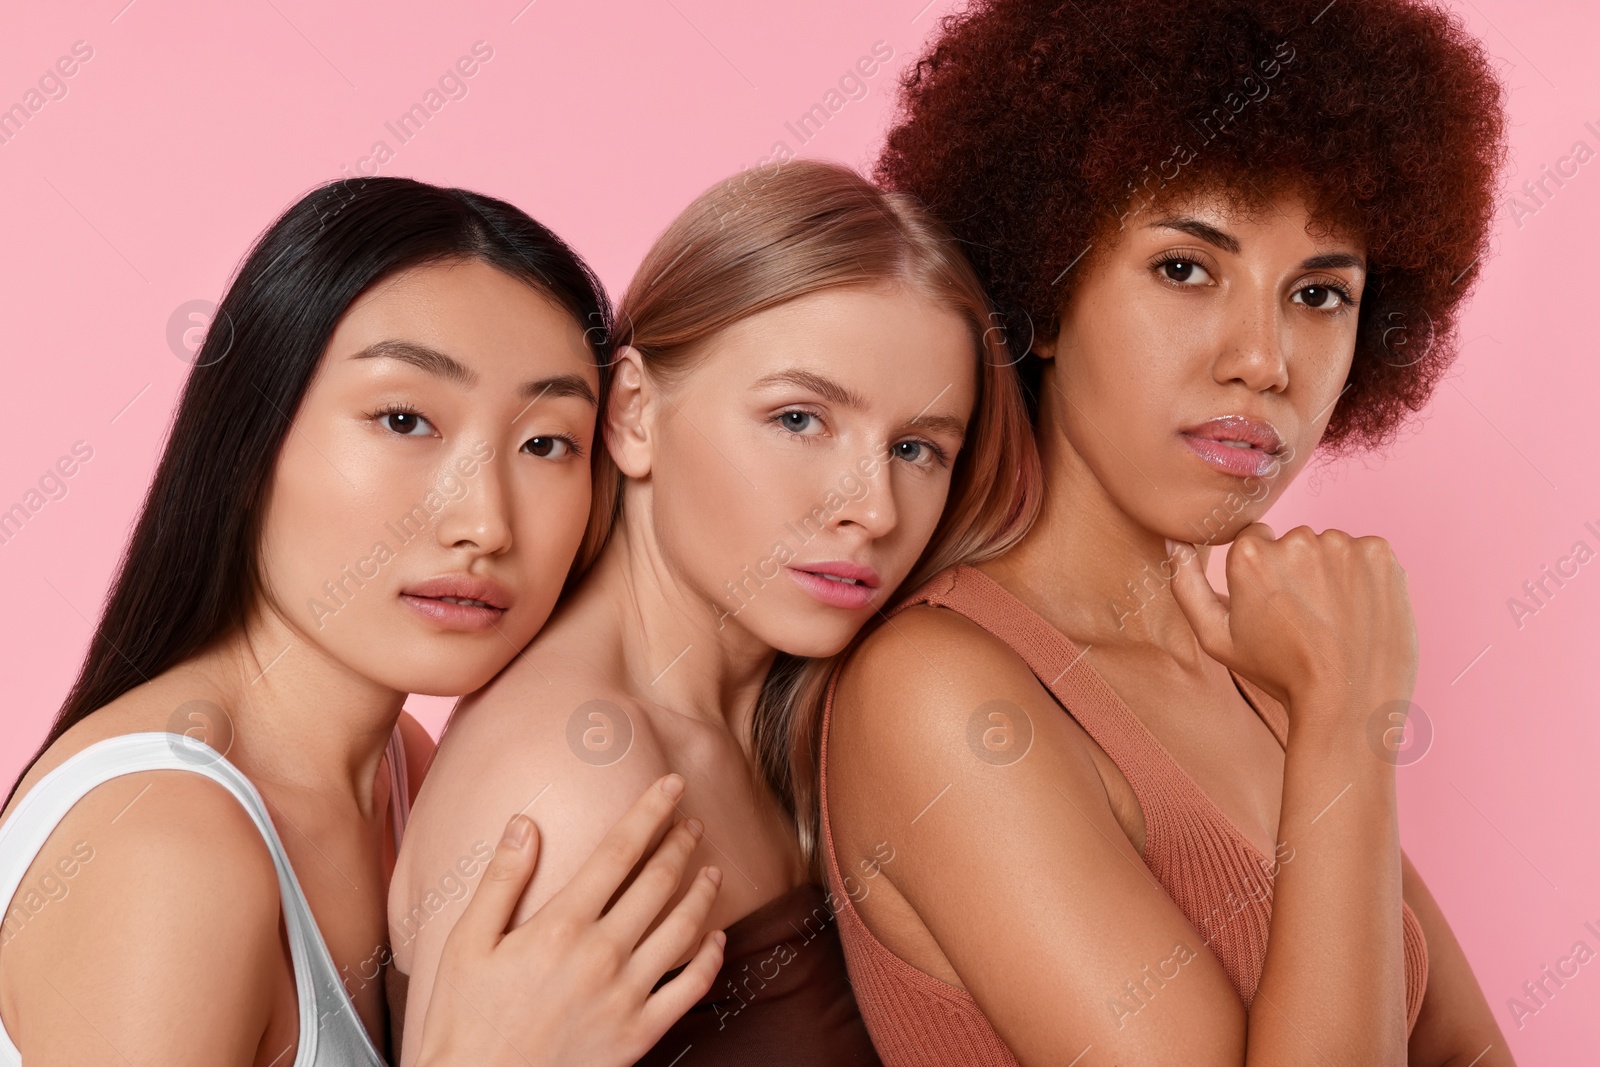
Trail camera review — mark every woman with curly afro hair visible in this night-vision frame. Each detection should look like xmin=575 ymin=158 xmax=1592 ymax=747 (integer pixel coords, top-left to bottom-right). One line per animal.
xmin=806 ymin=0 xmax=1513 ymax=1062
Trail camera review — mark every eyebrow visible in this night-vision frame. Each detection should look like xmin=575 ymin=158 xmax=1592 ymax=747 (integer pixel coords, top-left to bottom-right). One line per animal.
xmin=753 ymin=368 xmax=967 ymax=439
xmin=908 ymin=412 xmax=968 ymax=439
xmin=352 ymin=339 xmax=597 ymax=405
xmin=518 ymin=373 xmax=598 ymax=405
xmin=752 ymin=369 xmax=869 ymax=410
xmin=1147 ymin=217 xmax=1366 ymax=272
xmin=1149 ymin=216 xmax=1241 ymax=255
xmin=1299 ymin=252 xmax=1366 ymax=272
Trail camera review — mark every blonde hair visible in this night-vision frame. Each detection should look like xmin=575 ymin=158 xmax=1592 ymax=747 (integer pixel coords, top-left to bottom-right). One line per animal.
xmin=599 ymin=158 xmax=1042 ymax=871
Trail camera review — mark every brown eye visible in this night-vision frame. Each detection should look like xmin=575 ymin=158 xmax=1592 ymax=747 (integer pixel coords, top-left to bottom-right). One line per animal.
xmin=522 ymin=436 xmax=572 ymax=459
xmin=1155 ymin=257 xmax=1212 ymax=285
xmin=1293 ymin=285 xmax=1347 ymax=310
xmin=380 ymin=410 xmax=433 ymax=435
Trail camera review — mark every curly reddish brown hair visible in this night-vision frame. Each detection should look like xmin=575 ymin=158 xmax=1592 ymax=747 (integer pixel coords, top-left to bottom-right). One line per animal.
xmin=874 ymin=0 xmax=1508 ymax=455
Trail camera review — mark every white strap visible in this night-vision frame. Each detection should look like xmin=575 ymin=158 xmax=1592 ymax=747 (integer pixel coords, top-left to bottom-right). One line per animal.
xmin=0 ymin=732 xmax=384 ymax=1066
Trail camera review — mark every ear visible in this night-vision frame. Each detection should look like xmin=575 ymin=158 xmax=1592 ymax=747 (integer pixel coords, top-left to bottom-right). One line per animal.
xmin=1031 ymin=333 xmax=1059 ymax=361
xmin=605 ymin=345 xmax=656 ymax=479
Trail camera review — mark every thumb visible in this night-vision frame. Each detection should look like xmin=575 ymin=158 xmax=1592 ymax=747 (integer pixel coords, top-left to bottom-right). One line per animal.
xmin=1166 ymin=539 xmax=1235 ymax=665
xmin=454 ymin=814 xmax=541 ymax=949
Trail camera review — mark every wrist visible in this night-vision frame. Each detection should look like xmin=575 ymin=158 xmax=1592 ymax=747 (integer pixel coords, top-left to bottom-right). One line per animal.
xmin=413 ymin=1010 xmax=476 ymax=1067
xmin=415 ymin=1017 xmax=553 ymax=1067
xmin=1285 ymin=694 xmax=1407 ymax=776
xmin=1287 ymin=673 xmax=1412 ymax=726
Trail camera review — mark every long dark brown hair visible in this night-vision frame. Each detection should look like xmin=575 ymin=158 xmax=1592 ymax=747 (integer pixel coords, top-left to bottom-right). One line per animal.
xmin=5 ymin=176 xmax=615 ymax=810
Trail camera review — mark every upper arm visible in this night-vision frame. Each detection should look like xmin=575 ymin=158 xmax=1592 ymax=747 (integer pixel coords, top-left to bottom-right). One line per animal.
xmin=1400 ymin=850 xmax=1513 ymax=1065
xmin=1 ymin=771 xmax=284 ymax=1065
xmin=388 ymin=684 xmax=657 ymax=1066
xmin=829 ymin=607 xmax=1249 ymax=1066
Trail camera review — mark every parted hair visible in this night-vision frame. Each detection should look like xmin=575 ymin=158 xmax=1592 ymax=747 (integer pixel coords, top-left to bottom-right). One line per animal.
xmin=600 ymin=159 xmax=1044 ymax=866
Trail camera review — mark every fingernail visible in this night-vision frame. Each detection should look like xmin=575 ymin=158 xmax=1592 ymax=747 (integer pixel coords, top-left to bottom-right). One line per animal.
xmin=714 ymin=930 xmax=727 ymax=948
xmin=661 ymin=773 xmax=685 ymax=799
xmin=504 ymin=814 xmax=532 ymax=847
xmin=687 ymin=818 xmax=704 ymax=840
xmin=707 ymin=866 xmax=723 ymax=887
xmin=1164 ymin=538 xmax=1177 ymax=556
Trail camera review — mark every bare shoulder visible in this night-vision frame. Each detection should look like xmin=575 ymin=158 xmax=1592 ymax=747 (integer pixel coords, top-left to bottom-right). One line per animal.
xmin=830 ymin=603 xmax=1104 ymax=824
xmin=1 ymin=699 xmax=162 ymax=826
xmin=837 ymin=600 xmax=1045 ymax=711
xmin=2 ymin=768 xmax=284 ymax=1061
xmin=412 ymin=648 xmax=667 ymax=839
xmin=385 ymin=634 xmax=672 ymax=1048
xmin=392 ymin=645 xmax=669 ymax=953
xmin=3 ymin=676 xmax=240 ymax=826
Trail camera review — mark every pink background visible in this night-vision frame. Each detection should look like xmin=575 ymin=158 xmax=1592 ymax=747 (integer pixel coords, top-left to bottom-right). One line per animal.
xmin=1 ymin=0 xmax=1594 ymax=1058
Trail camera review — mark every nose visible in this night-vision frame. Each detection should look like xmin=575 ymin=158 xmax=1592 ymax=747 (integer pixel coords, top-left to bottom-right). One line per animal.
xmin=829 ymin=451 xmax=899 ymax=540
xmin=433 ymin=443 xmax=512 ymax=555
xmin=1214 ymin=285 xmax=1290 ymax=393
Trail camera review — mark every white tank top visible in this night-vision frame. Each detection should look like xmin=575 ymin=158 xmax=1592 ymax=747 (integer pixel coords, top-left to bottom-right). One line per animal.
xmin=0 ymin=730 xmax=403 ymax=1065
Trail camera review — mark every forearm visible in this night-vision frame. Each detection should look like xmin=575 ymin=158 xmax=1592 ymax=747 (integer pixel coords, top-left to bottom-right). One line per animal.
xmin=1247 ymin=686 xmax=1408 ymax=1066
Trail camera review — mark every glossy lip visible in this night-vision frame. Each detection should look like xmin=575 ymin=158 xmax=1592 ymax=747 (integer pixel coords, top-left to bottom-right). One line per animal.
xmin=786 ymin=560 xmax=881 ymax=610
xmin=1179 ymin=414 xmax=1285 ymax=479
xmin=399 ymin=573 xmax=512 ymax=632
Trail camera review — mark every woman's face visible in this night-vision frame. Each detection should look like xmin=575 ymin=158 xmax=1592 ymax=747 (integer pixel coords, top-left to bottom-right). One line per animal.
xmin=615 ymin=284 xmax=975 ymax=659
xmin=1038 ymin=187 xmax=1366 ymax=543
xmin=256 ymin=258 xmax=600 ymax=695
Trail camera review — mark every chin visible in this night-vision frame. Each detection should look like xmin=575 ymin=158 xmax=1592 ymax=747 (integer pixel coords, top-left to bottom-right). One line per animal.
xmin=1147 ymin=485 xmax=1269 ymax=546
xmin=764 ymin=616 xmax=872 ymax=660
xmin=366 ymin=650 xmax=510 ymax=698
xmin=392 ymin=672 xmax=498 ymax=698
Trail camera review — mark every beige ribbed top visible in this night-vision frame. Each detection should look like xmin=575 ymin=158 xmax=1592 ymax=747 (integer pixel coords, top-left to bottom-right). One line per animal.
xmin=818 ymin=564 xmax=1429 ymax=1065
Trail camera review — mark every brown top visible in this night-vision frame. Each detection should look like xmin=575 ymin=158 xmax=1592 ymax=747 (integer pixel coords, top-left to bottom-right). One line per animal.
xmin=383 ymin=882 xmax=879 ymax=1066
xmin=636 ymin=881 xmax=881 ymax=1066
xmin=379 ymin=714 xmax=878 ymax=1066
xmin=818 ymin=563 xmax=1430 ymax=1065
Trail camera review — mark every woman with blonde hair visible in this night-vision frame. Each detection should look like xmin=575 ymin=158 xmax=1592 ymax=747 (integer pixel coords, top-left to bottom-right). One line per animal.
xmin=390 ymin=157 xmax=1041 ymax=1065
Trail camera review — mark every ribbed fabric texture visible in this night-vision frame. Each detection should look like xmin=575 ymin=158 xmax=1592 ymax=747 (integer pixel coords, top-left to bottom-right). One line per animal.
xmin=818 ymin=564 xmax=1429 ymax=1064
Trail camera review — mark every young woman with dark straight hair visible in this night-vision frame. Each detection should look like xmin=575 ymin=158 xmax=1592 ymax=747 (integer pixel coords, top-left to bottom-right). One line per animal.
xmin=0 ymin=176 xmax=725 ymax=1067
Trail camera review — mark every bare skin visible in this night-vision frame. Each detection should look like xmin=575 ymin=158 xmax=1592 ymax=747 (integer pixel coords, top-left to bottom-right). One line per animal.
xmin=392 ymin=283 xmax=980 ymax=1064
xmin=826 ymin=190 xmax=1510 ymax=1065
xmin=0 ymin=259 xmax=722 ymax=1067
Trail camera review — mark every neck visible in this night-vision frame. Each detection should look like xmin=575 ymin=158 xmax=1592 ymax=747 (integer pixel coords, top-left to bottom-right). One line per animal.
xmin=986 ymin=363 xmax=1215 ymax=665
xmin=582 ymin=485 xmax=779 ymax=749
xmin=180 ymin=605 xmax=405 ymax=817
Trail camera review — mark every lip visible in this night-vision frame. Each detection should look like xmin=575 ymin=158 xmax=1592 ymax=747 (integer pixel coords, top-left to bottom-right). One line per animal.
xmin=786 ymin=560 xmax=880 ymax=611
xmin=399 ymin=574 xmax=512 ymax=632
xmin=1179 ymin=415 xmax=1285 ymax=479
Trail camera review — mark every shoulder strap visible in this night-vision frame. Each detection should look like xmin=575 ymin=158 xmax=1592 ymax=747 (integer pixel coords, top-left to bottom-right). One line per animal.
xmin=889 ymin=565 xmax=1184 ymax=807
xmin=0 ymin=733 xmax=382 ymax=1066
xmin=891 ymin=565 xmax=1296 ymax=867
xmin=386 ymin=723 xmax=410 ymax=858
xmin=902 ymin=566 xmax=1286 ymax=751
